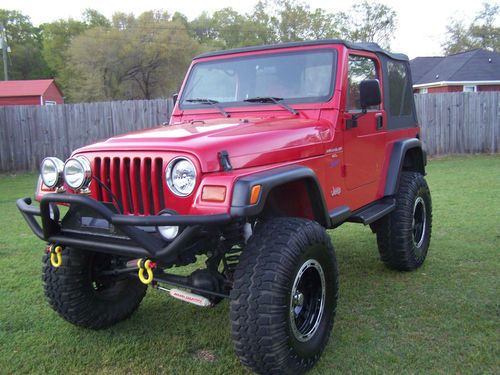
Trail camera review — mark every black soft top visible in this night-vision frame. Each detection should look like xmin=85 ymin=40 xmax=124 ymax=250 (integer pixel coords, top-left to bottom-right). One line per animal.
xmin=194 ymin=39 xmax=409 ymax=62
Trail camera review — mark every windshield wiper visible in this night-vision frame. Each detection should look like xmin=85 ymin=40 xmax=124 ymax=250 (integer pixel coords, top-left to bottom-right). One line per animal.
xmin=185 ymin=98 xmax=230 ymax=118
xmin=243 ymin=97 xmax=298 ymax=115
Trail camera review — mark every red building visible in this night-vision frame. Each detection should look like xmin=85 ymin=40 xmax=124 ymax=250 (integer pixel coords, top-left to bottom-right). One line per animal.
xmin=0 ymin=79 xmax=64 ymax=106
xmin=410 ymin=49 xmax=500 ymax=93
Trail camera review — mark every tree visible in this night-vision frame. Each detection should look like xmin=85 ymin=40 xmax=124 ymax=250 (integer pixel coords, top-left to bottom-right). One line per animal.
xmin=338 ymin=1 xmax=397 ymax=49
xmin=41 ymin=9 xmax=114 ymax=95
xmin=442 ymin=2 xmax=500 ymax=54
xmin=67 ymin=11 xmax=200 ymax=102
xmin=211 ymin=8 xmax=247 ymax=48
xmin=0 ymin=9 xmax=49 ymax=79
xmin=244 ymin=1 xmax=278 ymax=45
xmin=272 ymin=0 xmax=313 ymax=42
xmin=172 ymin=12 xmax=189 ymax=29
xmin=40 ymin=18 xmax=88 ymax=92
xmin=82 ymin=9 xmax=111 ymax=28
xmin=188 ymin=0 xmax=396 ymax=50
xmin=308 ymin=9 xmax=341 ymax=40
xmin=111 ymin=12 xmax=136 ymax=30
xmin=190 ymin=3 xmax=277 ymax=48
xmin=0 ymin=1 xmax=397 ymax=102
xmin=246 ymin=0 xmax=341 ymax=43
xmin=189 ymin=11 xmax=225 ymax=49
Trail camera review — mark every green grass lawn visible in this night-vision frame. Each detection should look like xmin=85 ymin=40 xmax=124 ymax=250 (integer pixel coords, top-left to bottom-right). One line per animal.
xmin=0 ymin=155 xmax=498 ymax=374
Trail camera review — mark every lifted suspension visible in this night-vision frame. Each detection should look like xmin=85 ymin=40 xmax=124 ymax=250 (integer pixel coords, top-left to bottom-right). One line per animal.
xmin=98 ymin=258 xmax=230 ymax=306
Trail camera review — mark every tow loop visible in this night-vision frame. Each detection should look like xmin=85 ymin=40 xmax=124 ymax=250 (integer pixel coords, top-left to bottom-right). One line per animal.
xmin=137 ymin=259 xmax=157 ymax=284
xmin=48 ymin=245 xmax=63 ymax=267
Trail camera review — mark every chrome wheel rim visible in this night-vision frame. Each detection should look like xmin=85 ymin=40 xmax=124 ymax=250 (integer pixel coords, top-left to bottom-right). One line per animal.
xmin=412 ymin=196 xmax=427 ymax=248
xmin=289 ymin=259 xmax=326 ymax=342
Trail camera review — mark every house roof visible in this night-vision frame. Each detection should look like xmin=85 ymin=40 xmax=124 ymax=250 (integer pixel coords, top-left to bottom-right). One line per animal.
xmin=0 ymin=79 xmax=60 ymax=97
xmin=410 ymin=56 xmax=444 ymax=83
xmin=410 ymin=49 xmax=500 ymax=85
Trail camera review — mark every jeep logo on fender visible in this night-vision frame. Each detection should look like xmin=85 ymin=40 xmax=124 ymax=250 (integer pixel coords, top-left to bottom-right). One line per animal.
xmin=331 ymin=186 xmax=342 ymax=197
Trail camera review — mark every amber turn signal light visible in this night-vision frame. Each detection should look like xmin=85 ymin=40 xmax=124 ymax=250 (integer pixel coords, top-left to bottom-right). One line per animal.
xmin=201 ymin=185 xmax=227 ymax=202
xmin=250 ymin=185 xmax=261 ymax=205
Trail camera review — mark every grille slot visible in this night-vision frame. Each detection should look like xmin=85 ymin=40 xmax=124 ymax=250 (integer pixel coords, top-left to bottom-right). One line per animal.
xmin=92 ymin=156 xmax=165 ymax=215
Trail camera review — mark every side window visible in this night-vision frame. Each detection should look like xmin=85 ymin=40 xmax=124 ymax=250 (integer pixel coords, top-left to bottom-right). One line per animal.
xmin=387 ymin=61 xmax=413 ymax=116
xmin=347 ymin=55 xmax=379 ymax=111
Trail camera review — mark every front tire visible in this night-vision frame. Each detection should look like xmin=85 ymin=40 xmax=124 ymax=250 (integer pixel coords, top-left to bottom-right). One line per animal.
xmin=376 ymin=171 xmax=432 ymax=271
xmin=43 ymin=247 xmax=147 ymax=329
xmin=230 ymin=218 xmax=338 ymax=375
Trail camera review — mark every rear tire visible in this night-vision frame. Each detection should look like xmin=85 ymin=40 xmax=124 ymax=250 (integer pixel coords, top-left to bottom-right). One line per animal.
xmin=376 ymin=171 xmax=432 ymax=271
xmin=42 ymin=247 xmax=147 ymax=329
xmin=230 ymin=218 xmax=338 ymax=375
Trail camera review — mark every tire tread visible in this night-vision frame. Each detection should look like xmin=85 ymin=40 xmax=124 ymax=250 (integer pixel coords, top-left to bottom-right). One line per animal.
xmin=376 ymin=171 xmax=432 ymax=271
xmin=230 ymin=218 xmax=338 ymax=375
xmin=43 ymin=247 xmax=147 ymax=329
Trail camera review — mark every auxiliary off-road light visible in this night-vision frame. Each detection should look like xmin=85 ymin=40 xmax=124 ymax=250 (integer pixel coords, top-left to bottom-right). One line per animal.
xmin=40 ymin=157 xmax=64 ymax=188
xmin=166 ymin=157 xmax=197 ymax=196
xmin=63 ymin=156 xmax=92 ymax=190
xmin=157 ymin=212 xmax=180 ymax=241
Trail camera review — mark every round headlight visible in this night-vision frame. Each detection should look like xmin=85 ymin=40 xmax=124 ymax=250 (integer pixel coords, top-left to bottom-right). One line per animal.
xmin=40 ymin=157 xmax=64 ymax=188
xmin=166 ymin=158 xmax=197 ymax=197
xmin=63 ymin=156 xmax=92 ymax=190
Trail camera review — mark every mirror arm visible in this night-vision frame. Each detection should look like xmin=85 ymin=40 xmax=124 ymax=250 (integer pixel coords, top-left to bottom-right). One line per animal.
xmin=352 ymin=107 xmax=368 ymax=120
xmin=346 ymin=108 xmax=367 ymax=129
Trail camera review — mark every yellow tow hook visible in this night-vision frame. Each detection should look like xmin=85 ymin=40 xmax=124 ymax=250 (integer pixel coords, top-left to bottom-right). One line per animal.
xmin=48 ymin=245 xmax=63 ymax=268
xmin=137 ymin=259 xmax=157 ymax=285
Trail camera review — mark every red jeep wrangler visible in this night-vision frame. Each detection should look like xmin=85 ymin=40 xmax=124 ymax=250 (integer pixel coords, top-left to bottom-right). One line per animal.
xmin=18 ymin=40 xmax=432 ymax=374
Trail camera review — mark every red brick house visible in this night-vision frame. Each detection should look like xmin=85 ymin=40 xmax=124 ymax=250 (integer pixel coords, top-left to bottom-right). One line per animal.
xmin=0 ymin=79 xmax=64 ymax=106
xmin=410 ymin=49 xmax=500 ymax=93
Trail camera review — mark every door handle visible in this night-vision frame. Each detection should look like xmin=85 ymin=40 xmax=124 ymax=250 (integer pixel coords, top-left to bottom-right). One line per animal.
xmin=375 ymin=113 xmax=384 ymax=130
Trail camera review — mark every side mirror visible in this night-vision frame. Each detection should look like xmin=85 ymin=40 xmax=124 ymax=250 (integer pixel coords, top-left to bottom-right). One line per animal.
xmin=359 ymin=79 xmax=381 ymax=111
xmin=172 ymin=93 xmax=179 ymax=106
xmin=346 ymin=79 xmax=382 ymax=129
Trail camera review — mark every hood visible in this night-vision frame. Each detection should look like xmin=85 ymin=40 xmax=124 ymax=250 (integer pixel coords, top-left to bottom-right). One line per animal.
xmin=76 ymin=116 xmax=333 ymax=172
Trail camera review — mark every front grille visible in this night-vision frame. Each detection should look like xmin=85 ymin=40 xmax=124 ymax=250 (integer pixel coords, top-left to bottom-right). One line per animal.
xmin=92 ymin=156 xmax=166 ymax=215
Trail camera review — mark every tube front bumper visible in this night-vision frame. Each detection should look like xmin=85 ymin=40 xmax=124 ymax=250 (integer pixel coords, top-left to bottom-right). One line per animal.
xmin=17 ymin=194 xmax=232 ymax=263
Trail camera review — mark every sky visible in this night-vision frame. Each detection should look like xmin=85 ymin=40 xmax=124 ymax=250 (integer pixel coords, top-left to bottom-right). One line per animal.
xmin=0 ymin=0 xmax=498 ymax=58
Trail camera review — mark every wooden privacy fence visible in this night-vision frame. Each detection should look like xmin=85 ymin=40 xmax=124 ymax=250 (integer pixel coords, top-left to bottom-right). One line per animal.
xmin=0 ymin=99 xmax=173 ymax=172
xmin=414 ymin=92 xmax=499 ymax=156
xmin=0 ymin=93 xmax=499 ymax=172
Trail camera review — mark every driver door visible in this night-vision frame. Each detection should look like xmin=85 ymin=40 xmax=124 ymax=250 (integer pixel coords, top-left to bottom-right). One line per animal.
xmin=343 ymin=53 xmax=386 ymax=192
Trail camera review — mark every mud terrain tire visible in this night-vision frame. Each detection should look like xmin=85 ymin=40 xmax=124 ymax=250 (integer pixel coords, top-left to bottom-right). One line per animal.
xmin=230 ymin=218 xmax=338 ymax=375
xmin=43 ymin=247 xmax=147 ymax=329
xmin=376 ymin=171 xmax=432 ymax=271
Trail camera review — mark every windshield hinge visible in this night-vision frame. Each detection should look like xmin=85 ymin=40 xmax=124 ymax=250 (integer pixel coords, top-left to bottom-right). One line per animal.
xmin=218 ymin=150 xmax=232 ymax=171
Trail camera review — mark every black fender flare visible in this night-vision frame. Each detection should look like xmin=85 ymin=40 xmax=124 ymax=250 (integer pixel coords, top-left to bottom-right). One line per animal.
xmin=230 ymin=165 xmax=330 ymax=227
xmin=384 ymin=138 xmax=427 ymax=196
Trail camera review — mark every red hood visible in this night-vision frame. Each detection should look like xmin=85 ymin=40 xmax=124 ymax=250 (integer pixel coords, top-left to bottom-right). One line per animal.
xmin=76 ymin=115 xmax=333 ymax=172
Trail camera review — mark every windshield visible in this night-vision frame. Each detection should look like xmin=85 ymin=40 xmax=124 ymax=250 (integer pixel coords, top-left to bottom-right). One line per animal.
xmin=180 ymin=49 xmax=336 ymax=108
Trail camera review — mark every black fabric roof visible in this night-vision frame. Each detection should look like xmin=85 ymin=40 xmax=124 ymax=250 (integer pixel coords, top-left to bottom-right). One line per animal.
xmin=410 ymin=49 xmax=500 ymax=84
xmin=194 ymin=39 xmax=409 ymax=61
